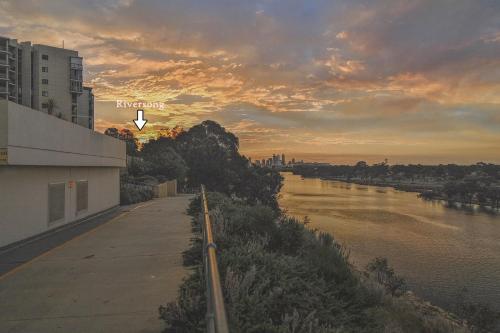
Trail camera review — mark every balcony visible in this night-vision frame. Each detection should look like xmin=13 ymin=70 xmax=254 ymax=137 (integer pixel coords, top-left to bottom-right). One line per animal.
xmin=70 ymin=56 xmax=83 ymax=70
xmin=70 ymin=80 xmax=83 ymax=93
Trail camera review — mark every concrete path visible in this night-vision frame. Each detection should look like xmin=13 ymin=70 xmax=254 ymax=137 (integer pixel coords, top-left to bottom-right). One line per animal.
xmin=0 ymin=195 xmax=194 ymax=333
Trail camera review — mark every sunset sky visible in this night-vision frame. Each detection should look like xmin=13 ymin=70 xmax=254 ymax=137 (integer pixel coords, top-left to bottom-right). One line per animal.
xmin=1 ymin=0 xmax=499 ymax=164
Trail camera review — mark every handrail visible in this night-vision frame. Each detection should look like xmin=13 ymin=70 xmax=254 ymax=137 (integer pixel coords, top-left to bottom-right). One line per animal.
xmin=201 ymin=185 xmax=230 ymax=333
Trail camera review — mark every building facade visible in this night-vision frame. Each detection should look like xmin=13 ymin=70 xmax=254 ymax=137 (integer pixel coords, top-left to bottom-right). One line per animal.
xmin=0 ymin=93 xmax=124 ymax=248
xmin=0 ymin=36 xmax=93 ymax=129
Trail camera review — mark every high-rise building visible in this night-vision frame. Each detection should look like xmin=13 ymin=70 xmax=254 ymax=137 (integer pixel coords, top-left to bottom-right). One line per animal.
xmin=281 ymin=154 xmax=285 ymax=165
xmin=0 ymin=36 xmax=94 ymax=129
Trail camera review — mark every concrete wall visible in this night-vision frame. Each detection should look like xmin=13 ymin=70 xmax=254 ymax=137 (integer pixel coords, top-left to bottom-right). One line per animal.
xmin=0 ymin=100 xmax=125 ymax=248
xmin=0 ymin=166 xmax=120 ymax=248
xmin=1 ymin=100 xmax=125 ymax=167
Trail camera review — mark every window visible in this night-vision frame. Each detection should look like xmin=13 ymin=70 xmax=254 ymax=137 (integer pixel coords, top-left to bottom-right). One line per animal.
xmin=41 ymin=103 xmax=48 ymax=109
xmin=42 ymin=54 xmax=48 ymax=60
xmin=76 ymin=180 xmax=88 ymax=213
xmin=42 ymin=79 xmax=48 ymax=85
xmin=48 ymin=183 xmax=65 ymax=223
xmin=42 ymin=66 xmax=48 ymax=72
xmin=42 ymin=91 xmax=48 ymax=97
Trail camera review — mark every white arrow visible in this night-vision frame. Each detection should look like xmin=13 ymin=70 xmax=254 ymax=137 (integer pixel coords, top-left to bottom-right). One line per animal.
xmin=133 ymin=109 xmax=147 ymax=131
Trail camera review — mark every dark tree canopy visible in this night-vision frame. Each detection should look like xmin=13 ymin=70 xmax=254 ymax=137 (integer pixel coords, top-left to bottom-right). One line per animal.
xmin=119 ymin=120 xmax=282 ymax=208
xmin=104 ymin=127 xmax=139 ymax=156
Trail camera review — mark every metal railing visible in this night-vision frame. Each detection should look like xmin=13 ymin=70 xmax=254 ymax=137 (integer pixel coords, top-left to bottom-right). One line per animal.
xmin=201 ymin=185 xmax=230 ymax=333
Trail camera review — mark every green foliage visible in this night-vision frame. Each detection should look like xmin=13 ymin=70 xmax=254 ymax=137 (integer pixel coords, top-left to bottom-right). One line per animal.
xmin=142 ymin=144 xmax=187 ymax=182
xmin=365 ymin=257 xmax=407 ymax=297
xmin=159 ymin=267 xmax=206 ymax=333
xmin=119 ymin=183 xmax=153 ymax=205
xmin=174 ymin=120 xmax=283 ymax=207
xmin=115 ymin=120 xmax=282 ymax=207
xmin=161 ymin=193 xmax=462 ymax=332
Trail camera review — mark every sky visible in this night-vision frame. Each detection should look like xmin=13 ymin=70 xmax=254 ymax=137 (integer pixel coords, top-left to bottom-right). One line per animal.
xmin=1 ymin=0 xmax=499 ymax=164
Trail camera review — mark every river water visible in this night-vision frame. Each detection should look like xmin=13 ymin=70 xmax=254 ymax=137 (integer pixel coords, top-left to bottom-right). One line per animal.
xmin=279 ymin=172 xmax=500 ymax=311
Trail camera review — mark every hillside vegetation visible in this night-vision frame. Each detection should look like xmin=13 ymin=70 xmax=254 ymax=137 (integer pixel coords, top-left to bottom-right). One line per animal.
xmin=160 ymin=192 xmax=470 ymax=332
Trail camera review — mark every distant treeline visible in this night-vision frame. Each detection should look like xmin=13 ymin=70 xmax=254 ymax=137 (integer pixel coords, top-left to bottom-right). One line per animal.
xmin=293 ymin=162 xmax=500 ymax=209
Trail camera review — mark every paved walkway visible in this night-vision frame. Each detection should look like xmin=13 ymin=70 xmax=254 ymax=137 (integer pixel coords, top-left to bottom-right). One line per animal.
xmin=0 ymin=195 xmax=194 ymax=333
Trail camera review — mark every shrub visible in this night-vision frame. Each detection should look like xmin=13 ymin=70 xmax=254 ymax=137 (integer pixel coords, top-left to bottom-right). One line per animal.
xmin=120 ymin=183 xmax=153 ymax=205
xmin=160 ymin=193 xmax=469 ymax=333
xmin=365 ymin=257 xmax=407 ymax=297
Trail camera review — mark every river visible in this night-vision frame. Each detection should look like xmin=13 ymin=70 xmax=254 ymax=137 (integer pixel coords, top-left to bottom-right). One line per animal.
xmin=278 ymin=172 xmax=500 ymax=311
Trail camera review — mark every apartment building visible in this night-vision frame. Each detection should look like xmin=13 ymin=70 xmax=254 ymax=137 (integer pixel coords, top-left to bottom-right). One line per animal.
xmin=0 ymin=36 xmax=93 ymax=129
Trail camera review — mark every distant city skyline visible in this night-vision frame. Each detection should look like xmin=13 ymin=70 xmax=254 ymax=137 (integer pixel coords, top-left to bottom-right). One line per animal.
xmin=249 ymin=152 xmax=497 ymax=166
xmin=2 ymin=1 xmax=499 ymax=164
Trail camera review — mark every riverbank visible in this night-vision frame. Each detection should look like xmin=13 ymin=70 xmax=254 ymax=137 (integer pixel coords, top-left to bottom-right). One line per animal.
xmin=315 ymin=175 xmax=499 ymax=212
xmin=320 ymin=175 xmax=440 ymax=191
xmin=290 ymin=163 xmax=500 ymax=210
xmin=161 ymin=192 xmax=477 ymax=332
xmin=279 ymin=173 xmax=500 ymax=331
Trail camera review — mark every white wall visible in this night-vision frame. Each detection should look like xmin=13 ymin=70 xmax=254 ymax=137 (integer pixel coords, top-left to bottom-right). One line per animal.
xmin=0 ymin=166 xmax=120 ymax=248
xmin=1 ymin=100 xmax=125 ymax=167
xmin=0 ymin=100 xmax=125 ymax=248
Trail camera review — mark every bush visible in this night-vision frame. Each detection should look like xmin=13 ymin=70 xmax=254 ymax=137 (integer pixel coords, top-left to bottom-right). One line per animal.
xmin=365 ymin=257 xmax=407 ymax=297
xmin=120 ymin=183 xmax=153 ymax=205
xmin=160 ymin=193 xmax=467 ymax=333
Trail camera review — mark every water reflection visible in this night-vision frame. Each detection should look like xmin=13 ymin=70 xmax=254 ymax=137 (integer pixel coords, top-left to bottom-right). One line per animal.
xmin=279 ymin=173 xmax=500 ymax=311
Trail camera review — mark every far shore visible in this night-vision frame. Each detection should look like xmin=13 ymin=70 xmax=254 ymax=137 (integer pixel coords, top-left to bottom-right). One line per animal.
xmin=300 ymin=174 xmax=499 ymax=212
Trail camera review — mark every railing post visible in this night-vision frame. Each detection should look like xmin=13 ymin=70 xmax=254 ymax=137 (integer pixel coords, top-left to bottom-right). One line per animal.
xmin=201 ymin=185 xmax=230 ymax=333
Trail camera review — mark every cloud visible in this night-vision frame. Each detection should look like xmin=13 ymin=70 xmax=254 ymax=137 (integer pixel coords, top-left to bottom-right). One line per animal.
xmin=1 ymin=0 xmax=499 ymax=163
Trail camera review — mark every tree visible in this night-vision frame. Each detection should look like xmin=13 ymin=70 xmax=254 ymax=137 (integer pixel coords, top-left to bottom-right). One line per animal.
xmin=366 ymin=257 xmax=406 ymax=296
xmin=141 ymin=142 xmax=187 ymax=182
xmin=354 ymin=161 xmax=368 ymax=179
xmin=175 ymin=120 xmax=282 ymax=207
xmin=119 ymin=128 xmax=139 ymax=156
xmin=175 ymin=120 xmax=244 ymax=192
xmin=104 ymin=127 xmax=138 ymax=155
xmin=47 ymin=98 xmax=57 ymax=115
xmin=104 ymin=127 xmax=119 ymax=138
xmin=487 ymin=186 xmax=500 ymax=209
xmin=157 ymin=125 xmax=185 ymax=139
